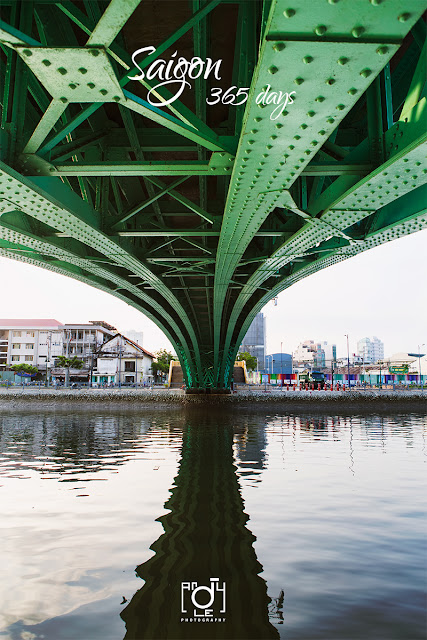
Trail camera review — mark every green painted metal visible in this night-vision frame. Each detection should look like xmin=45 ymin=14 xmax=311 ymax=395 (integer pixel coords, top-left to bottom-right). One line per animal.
xmin=0 ymin=0 xmax=426 ymax=389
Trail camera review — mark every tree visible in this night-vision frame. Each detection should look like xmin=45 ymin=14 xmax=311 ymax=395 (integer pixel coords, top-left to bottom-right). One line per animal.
xmin=56 ymin=356 xmax=85 ymax=369
xmin=236 ymin=351 xmax=258 ymax=372
xmin=10 ymin=363 xmax=38 ymax=376
xmin=151 ymin=349 xmax=176 ymax=382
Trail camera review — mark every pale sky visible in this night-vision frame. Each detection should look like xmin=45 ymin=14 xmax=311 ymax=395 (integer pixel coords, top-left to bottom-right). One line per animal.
xmin=1 ymin=229 xmax=426 ymax=359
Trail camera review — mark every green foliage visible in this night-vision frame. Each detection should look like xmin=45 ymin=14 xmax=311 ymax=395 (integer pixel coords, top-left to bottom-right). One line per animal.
xmin=151 ymin=349 xmax=176 ymax=382
xmin=10 ymin=363 xmax=38 ymax=376
xmin=236 ymin=351 xmax=258 ymax=372
xmin=56 ymin=356 xmax=85 ymax=369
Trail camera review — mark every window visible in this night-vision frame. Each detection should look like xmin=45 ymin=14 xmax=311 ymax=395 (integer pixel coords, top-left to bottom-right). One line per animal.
xmin=125 ymin=361 xmax=135 ymax=372
xmin=125 ymin=375 xmax=134 ymax=383
xmin=26 ymin=331 xmax=35 ymax=338
xmin=12 ymin=343 xmax=21 ymax=350
xmin=13 ymin=331 xmax=22 ymax=337
xmin=11 ymin=355 xmax=20 ymax=362
xmin=25 ymin=355 xmax=33 ymax=362
xmin=25 ymin=344 xmax=34 ymax=349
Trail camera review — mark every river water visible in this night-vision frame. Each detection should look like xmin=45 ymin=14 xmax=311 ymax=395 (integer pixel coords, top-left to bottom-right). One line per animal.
xmin=0 ymin=407 xmax=425 ymax=640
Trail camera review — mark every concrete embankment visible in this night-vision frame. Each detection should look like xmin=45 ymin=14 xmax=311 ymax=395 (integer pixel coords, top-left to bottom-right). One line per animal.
xmin=0 ymin=388 xmax=426 ymax=412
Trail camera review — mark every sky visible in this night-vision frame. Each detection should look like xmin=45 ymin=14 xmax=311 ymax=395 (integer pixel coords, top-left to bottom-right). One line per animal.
xmin=1 ymin=229 xmax=426 ymax=359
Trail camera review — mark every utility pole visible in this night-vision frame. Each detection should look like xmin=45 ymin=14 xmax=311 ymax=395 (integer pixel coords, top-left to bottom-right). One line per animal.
xmin=46 ymin=331 xmax=51 ymax=388
xmin=65 ymin=329 xmax=70 ymax=388
xmin=118 ymin=336 xmax=123 ymax=388
xmin=135 ymin=348 xmax=138 ymax=389
xmin=280 ymin=341 xmax=283 ymax=388
xmin=345 ymin=334 xmax=351 ymax=390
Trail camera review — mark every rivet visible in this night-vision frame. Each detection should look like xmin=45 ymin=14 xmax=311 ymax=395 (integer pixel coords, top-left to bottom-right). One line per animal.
xmin=68 ymin=83 xmax=77 ymax=90
xmin=266 ymin=145 xmax=273 ymax=149
xmin=398 ymin=13 xmax=411 ymax=22
xmin=300 ymin=123 xmax=308 ymax=129
xmin=42 ymin=59 xmax=51 ymax=67
xmin=294 ymin=77 xmax=304 ymax=85
xmin=100 ymin=89 xmax=108 ymax=95
xmin=303 ymin=56 xmax=313 ymax=64
xmin=327 ymin=117 xmax=334 ymax=123
xmin=289 ymin=145 xmax=295 ymax=150
xmin=268 ymin=65 xmax=279 ymax=74
xmin=113 ymin=96 xmax=121 ymax=102
xmin=318 ymin=129 xmax=326 ymax=135
xmin=273 ymin=43 xmax=286 ymax=52
xmin=23 ymin=49 xmax=32 ymax=56
xmin=248 ymin=139 xmax=255 ymax=144
xmin=376 ymin=46 xmax=388 ymax=55
xmin=87 ymin=83 xmax=95 ymax=89
xmin=326 ymin=78 xmax=335 ymax=85
xmin=275 ymin=123 xmax=283 ymax=129
xmin=352 ymin=26 xmax=365 ymax=38
xmin=338 ymin=57 xmax=349 ymax=66
xmin=311 ymin=140 xmax=318 ymax=146
xmin=57 ymin=67 xmax=67 ymax=75
xmin=284 ymin=8 xmax=296 ymax=18
xmin=90 ymin=49 xmax=100 ymax=56
xmin=360 ymin=68 xmax=371 ymax=78
xmin=314 ymin=25 xmax=327 ymax=36
xmin=336 ymin=104 xmax=345 ymax=110
xmin=60 ymin=97 xmax=68 ymax=103
xmin=78 ymin=67 xmax=88 ymax=74
xmin=251 ymin=129 xmax=258 ymax=134
xmin=294 ymin=135 xmax=301 ymax=140
xmin=282 ymin=110 xmax=288 ymax=117
xmin=255 ymin=117 xmax=262 ymax=122
xmin=328 ymin=0 xmax=339 ymax=3
xmin=348 ymin=88 xmax=357 ymax=95
xmin=307 ymin=110 xmax=315 ymax=117
xmin=315 ymin=96 xmax=325 ymax=103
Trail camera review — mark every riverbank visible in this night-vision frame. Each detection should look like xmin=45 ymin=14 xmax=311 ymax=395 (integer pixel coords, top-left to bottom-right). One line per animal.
xmin=0 ymin=387 xmax=426 ymax=411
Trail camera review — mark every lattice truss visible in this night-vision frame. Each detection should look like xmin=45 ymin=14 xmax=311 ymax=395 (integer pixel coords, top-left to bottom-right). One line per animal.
xmin=0 ymin=0 xmax=426 ymax=387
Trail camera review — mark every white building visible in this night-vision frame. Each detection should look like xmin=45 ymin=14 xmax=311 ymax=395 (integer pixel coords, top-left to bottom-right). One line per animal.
xmin=91 ymin=334 xmax=155 ymax=386
xmin=293 ymin=340 xmax=316 ymax=364
xmin=63 ymin=321 xmax=116 ymax=363
xmin=357 ymin=336 xmax=384 ymax=363
xmin=0 ymin=319 xmax=64 ymax=374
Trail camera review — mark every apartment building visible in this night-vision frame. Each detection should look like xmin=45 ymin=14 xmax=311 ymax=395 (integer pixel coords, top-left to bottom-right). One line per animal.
xmin=62 ymin=321 xmax=116 ymax=366
xmin=357 ymin=336 xmax=384 ymax=364
xmin=0 ymin=319 xmax=64 ymax=373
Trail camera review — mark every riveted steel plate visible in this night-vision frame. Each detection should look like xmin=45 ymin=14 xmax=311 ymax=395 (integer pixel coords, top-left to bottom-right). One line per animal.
xmin=12 ymin=47 xmax=125 ymax=103
xmin=269 ymin=0 xmax=423 ymax=41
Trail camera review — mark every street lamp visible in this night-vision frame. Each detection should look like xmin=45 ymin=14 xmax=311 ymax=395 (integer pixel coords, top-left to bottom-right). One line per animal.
xmin=408 ymin=345 xmax=425 ymax=391
xmin=280 ymin=341 xmax=283 ymax=388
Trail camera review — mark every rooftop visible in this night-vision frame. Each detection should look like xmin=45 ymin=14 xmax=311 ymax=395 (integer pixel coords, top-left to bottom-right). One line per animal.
xmin=0 ymin=319 xmax=63 ymax=328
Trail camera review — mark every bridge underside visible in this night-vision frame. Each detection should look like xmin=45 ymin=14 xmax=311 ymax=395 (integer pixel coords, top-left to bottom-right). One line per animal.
xmin=0 ymin=0 xmax=426 ymax=388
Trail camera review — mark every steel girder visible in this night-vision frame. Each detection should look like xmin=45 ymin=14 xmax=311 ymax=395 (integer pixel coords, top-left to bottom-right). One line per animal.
xmin=0 ymin=0 xmax=426 ymax=389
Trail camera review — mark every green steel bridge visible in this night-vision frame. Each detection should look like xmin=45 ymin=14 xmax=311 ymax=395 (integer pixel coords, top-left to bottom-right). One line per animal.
xmin=0 ymin=0 xmax=426 ymax=389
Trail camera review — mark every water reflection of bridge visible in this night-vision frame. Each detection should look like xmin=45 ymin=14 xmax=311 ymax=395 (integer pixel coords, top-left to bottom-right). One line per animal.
xmin=121 ymin=414 xmax=279 ymax=640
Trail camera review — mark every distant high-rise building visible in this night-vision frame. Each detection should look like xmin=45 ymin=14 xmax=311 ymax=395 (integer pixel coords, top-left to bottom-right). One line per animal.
xmin=124 ymin=329 xmax=144 ymax=346
xmin=240 ymin=313 xmax=266 ymax=371
xmin=293 ymin=340 xmax=336 ymax=368
xmin=357 ymin=336 xmax=384 ymax=364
